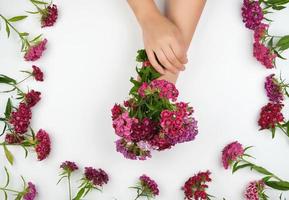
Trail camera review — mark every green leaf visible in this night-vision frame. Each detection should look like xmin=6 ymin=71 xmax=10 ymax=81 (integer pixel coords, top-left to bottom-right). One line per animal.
xmin=267 ymin=0 xmax=289 ymax=4
xmin=0 ymin=74 xmax=16 ymax=84
xmin=233 ymin=163 xmax=251 ymax=173
xmin=26 ymin=11 xmax=40 ymax=14
xmin=31 ymin=0 xmax=48 ymax=5
xmin=8 ymin=16 xmax=27 ymax=22
xmin=73 ymin=187 xmax=86 ymax=200
xmin=136 ymin=49 xmax=148 ymax=62
xmin=251 ymin=166 xmax=272 ymax=176
xmin=266 ymin=181 xmax=289 ymax=191
xmin=1 ymin=123 xmax=7 ymax=137
xmin=20 ymin=32 xmax=29 ymax=37
xmin=272 ymin=5 xmax=286 ymax=9
xmin=4 ymin=98 xmax=12 ymax=119
xmin=30 ymin=34 xmax=42 ymax=43
xmin=5 ymin=22 xmax=10 ymax=37
xmin=4 ymin=167 xmax=10 ymax=187
xmin=263 ymin=176 xmax=272 ymax=182
xmin=3 ymin=145 xmax=14 ymax=165
xmin=276 ymin=35 xmax=289 ymax=51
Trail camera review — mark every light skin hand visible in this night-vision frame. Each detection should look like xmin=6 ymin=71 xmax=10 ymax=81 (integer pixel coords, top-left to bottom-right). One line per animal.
xmin=127 ymin=0 xmax=187 ymax=75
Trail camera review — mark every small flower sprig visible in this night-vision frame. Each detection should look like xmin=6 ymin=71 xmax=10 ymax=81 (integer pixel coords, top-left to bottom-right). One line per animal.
xmin=27 ymin=0 xmax=58 ymax=28
xmin=182 ymin=171 xmax=214 ymax=200
xmin=258 ymin=74 xmax=289 ymax=139
xmin=0 ymin=167 xmax=37 ymax=200
xmin=0 ymin=66 xmax=51 ymax=164
xmin=57 ymin=161 xmax=79 ymax=200
xmin=222 ymin=141 xmax=289 ymax=192
xmin=130 ymin=175 xmax=159 ymax=200
xmin=0 ymin=14 xmax=47 ymax=61
xmin=241 ymin=0 xmax=289 ymax=68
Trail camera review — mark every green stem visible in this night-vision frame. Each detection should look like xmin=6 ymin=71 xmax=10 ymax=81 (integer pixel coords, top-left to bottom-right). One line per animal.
xmin=277 ymin=124 xmax=288 ymax=137
xmin=0 ymin=14 xmax=30 ymax=47
xmin=29 ymin=0 xmax=47 ymax=15
xmin=16 ymin=75 xmax=32 ymax=85
xmin=134 ymin=189 xmax=144 ymax=200
xmin=0 ymin=187 xmax=20 ymax=193
xmin=242 ymin=159 xmax=283 ymax=181
xmin=68 ymin=174 xmax=72 ymax=200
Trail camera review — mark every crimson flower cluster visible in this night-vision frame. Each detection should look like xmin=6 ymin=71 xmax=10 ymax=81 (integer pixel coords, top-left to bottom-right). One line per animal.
xmin=182 ymin=171 xmax=212 ymax=200
xmin=1 ymin=66 xmax=51 ymax=163
xmin=245 ymin=180 xmax=266 ymax=200
xmin=41 ymin=4 xmax=58 ymax=28
xmin=222 ymin=141 xmax=244 ymax=169
xmin=242 ymin=0 xmax=289 ymax=69
xmin=112 ymin=49 xmax=198 ymax=160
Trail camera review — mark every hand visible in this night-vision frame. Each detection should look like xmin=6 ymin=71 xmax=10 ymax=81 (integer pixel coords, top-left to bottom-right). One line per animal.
xmin=140 ymin=13 xmax=188 ymax=75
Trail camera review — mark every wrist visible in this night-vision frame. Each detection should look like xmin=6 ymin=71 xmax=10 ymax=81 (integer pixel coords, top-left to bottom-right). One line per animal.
xmin=128 ymin=0 xmax=161 ymax=27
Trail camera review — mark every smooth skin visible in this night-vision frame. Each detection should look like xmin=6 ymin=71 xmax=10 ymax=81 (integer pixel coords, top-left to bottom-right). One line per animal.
xmin=127 ymin=0 xmax=206 ymax=83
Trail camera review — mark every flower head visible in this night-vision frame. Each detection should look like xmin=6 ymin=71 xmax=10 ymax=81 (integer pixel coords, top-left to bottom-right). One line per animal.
xmin=111 ymin=104 xmax=123 ymax=120
xmin=24 ymin=39 xmax=47 ymax=61
xmin=9 ymin=103 xmax=32 ymax=134
xmin=5 ymin=133 xmax=24 ymax=144
xmin=84 ymin=167 xmax=109 ymax=187
xmin=265 ymin=74 xmax=284 ymax=103
xmin=182 ymin=171 xmax=212 ymax=200
xmin=222 ymin=141 xmax=244 ymax=169
xmin=35 ymin=129 xmax=51 ymax=161
xmin=23 ymin=182 xmax=37 ymax=200
xmin=254 ymin=23 xmax=268 ymax=42
xmin=150 ymin=79 xmax=179 ymax=101
xmin=258 ymin=102 xmax=284 ymax=130
xmin=245 ymin=180 xmax=265 ymax=200
xmin=253 ymin=42 xmax=276 ymax=69
xmin=41 ymin=4 xmax=58 ymax=27
xmin=32 ymin=65 xmax=44 ymax=81
xmin=139 ymin=175 xmax=159 ymax=196
xmin=25 ymin=90 xmax=41 ymax=108
xmin=60 ymin=161 xmax=78 ymax=172
xmin=242 ymin=0 xmax=264 ymax=30
xmin=113 ymin=112 xmax=137 ymax=140
xmin=115 ymin=139 xmax=151 ymax=160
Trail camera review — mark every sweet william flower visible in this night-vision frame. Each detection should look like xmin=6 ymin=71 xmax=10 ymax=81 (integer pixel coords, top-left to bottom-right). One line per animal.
xmin=258 ymin=102 xmax=284 ymax=130
xmin=182 ymin=171 xmax=212 ymax=200
xmin=9 ymin=103 xmax=32 ymax=134
xmin=253 ymin=42 xmax=276 ymax=69
xmin=245 ymin=180 xmax=265 ymax=200
xmin=132 ymin=175 xmax=159 ymax=200
xmin=41 ymin=4 xmax=58 ymax=28
xmin=60 ymin=161 xmax=79 ymax=172
xmin=25 ymin=90 xmax=41 ymax=108
xmin=111 ymin=104 xmax=123 ymax=120
xmin=222 ymin=141 xmax=244 ymax=169
xmin=265 ymin=74 xmax=284 ymax=103
xmin=24 ymin=39 xmax=47 ymax=61
xmin=23 ymin=182 xmax=37 ymax=200
xmin=254 ymin=23 xmax=268 ymax=42
xmin=242 ymin=0 xmax=264 ymax=30
xmin=35 ymin=129 xmax=51 ymax=161
xmin=5 ymin=133 xmax=24 ymax=144
xmin=32 ymin=65 xmax=44 ymax=81
xmin=84 ymin=167 xmax=109 ymax=187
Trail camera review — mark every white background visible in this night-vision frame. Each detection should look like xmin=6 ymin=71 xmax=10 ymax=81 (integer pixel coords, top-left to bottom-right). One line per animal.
xmin=0 ymin=0 xmax=289 ymax=199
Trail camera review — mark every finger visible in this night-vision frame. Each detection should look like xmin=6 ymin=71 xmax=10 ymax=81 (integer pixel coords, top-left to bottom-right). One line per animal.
xmin=162 ymin=46 xmax=185 ymax=71
xmin=170 ymin=41 xmax=188 ymax=64
xmin=155 ymin=49 xmax=179 ymax=74
xmin=146 ymin=49 xmax=165 ymax=74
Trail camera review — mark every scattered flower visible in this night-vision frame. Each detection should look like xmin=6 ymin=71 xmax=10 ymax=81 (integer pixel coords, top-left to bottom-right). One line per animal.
xmin=60 ymin=161 xmax=79 ymax=172
xmin=132 ymin=175 xmax=159 ymax=200
xmin=9 ymin=103 xmax=32 ymax=134
xmin=222 ymin=141 xmax=244 ymax=169
xmin=265 ymin=74 xmax=284 ymax=103
xmin=245 ymin=180 xmax=266 ymax=200
xmin=182 ymin=171 xmax=212 ymax=200
xmin=41 ymin=4 xmax=58 ymax=28
xmin=25 ymin=90 xmax=41 ymax=108
xmin=242 ymin=0 xmax=264 ymax=30
xmin=5 ymin=133 xmax=24 ymax=144
xmin=24 ymin=39 xmax=47 ymax=61
xmin=258 ymin=102 xmax=284 ymax=130
xmin=35 ymin=129 xmax=51 ymax=160
xmin=23 ymin=182 xmax=37 ymax=200
xmin=32 ymin=65 xmax=44 ymax=81
xmin=253 ymin=42 xmax=276 ymax=69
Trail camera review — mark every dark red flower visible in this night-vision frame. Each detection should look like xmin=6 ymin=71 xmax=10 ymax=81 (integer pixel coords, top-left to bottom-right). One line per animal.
xmin=182 ymin=171 xmax=212 ymax=200
xmin=111 ymin=104 xmax=123 ymax=120
xmin=32 ymin=65 xmax=44 ymax=81
xmin=60 ymin=161 xmax=78 ymax=172
xmin=25 ymin=90 xmax=41 ymax=108
xmin=139 ymin=175 xmax=159 ymax=196
xmin=41 ymin=4 xmax=58 ymax=28
xmin=5 ymin=133 xmax=24 ymax=144
xmin=35 ymin=129 xmax=51 ymax=161
xmin=258 ymin=102 xmax=284 ymax=130
xmin=84 ymin=167 xmax=109 ymax=187
xmin=9 ymin=103 xmax=32 ymax=134
xmin=24 ymin=39 xmax=47 ymax=61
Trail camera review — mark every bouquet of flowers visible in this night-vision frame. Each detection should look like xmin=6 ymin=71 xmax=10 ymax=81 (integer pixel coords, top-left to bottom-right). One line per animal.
xmin=111 ymin=50 xmax=198 ymax=160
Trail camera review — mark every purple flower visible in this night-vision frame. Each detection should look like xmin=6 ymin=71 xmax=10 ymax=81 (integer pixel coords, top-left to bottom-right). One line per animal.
xmin=242 ymin=0 xmax=264 ymax=30
xmin=60 ymin=161 xmax=78 ymax=172
xmin=265 ymin=74 xmax=284 ymax=103
xmin=23 ymin=182 xmax=37 ymax=200
xmin=84 ymin=167 xmax=109 ymax=187
xmin=139 ymin=175 xmax=159 ymax=196
xmin=115 ymin=139 xmax=151 ymax=160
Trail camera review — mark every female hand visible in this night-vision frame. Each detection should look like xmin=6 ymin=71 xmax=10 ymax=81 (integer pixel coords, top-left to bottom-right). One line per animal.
xmin=140 ymin=13 xmax=188 ymax=75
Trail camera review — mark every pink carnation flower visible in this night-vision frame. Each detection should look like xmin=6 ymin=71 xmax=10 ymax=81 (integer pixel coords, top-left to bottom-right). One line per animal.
xmin=9 ymin=103 xmax=32 ymax=134
xmin=41 ymin=4 xmax=58 ymax=28
xmin=25 ymin=90 xmax=41 ymax=108
xmin=222 ymin=141 xmax=244 ymax=169
xmin=113 ymin=112 xmax=137 ymax=140
xmin=245 ymin=180 xmax=265 ymax=200
xmin=24 ymin=39 xmax=47 ymax=61
xmin=253 ymin=42 xmax=276 ymax=69
xmin=23 ymin=182 xmax=37 ymax=200
xmin=32 ymin=65 xmax=44 ymax=81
